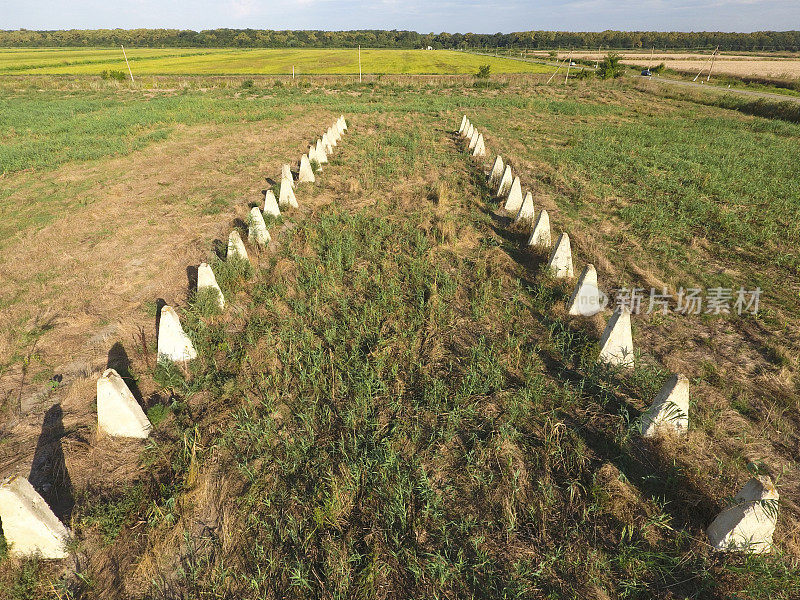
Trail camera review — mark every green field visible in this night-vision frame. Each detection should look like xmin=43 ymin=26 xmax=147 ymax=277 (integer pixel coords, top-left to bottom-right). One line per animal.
xmin=1 ymin=75 xmax=800 ymax=599
xmin=0 ymin=47 xmax=553 ymax=75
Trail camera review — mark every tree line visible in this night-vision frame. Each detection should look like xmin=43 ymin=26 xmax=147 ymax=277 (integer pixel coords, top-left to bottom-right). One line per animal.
xmin=1 ymin=29 xmax=799 ymax=51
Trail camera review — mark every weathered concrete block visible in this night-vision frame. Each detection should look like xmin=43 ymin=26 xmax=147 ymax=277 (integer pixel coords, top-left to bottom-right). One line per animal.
xmin=263 ymin=190 xmax=281 ymax=217
xmin=279 ymin=176 xmax=298 ymax=208
xmin=641 ymin=374 xmax=689 ymax=437
xmin=341 ymin=116 xmax=348 ymax=130
xmin=465 ymin=123 xmax=474 ymax=140
xmin=197 ymin=262 xmax=225 ymax=309
xmin=707 ymin=476 xmax=779 ymax=553
xmin=0 ymin=475 xmax=71 ymax=559
xmin=281 ymin=164 xmax=295 ymax=188
xmin=528 ymin=209 xmax=551 ymax=247
xmin=598 ymin=308 xmax=634 ymax=368
xmin=488 ymin=155 xmax=504 ymax=186
xmin=458 ymin=115 xmax=467 ymax=134
xmin=97 ymin=368 xmax=151 ymax=439
xmin=515 ymin=192 xmax=534 ymax=223
xmin=314 ymin=140 xmax=328 ymax=164
xmin=299 ymin=154 xmax=316 ymax=183
xmin=326 ymin=128 xmax=338 ymax=147
xmin=248 ymin=206 xmax=271 ymax=246
xmin=227 ymin=230 xmax=249 ymax=262
xmin=157 ymin=304 xmax=198 ymax=364
xmin=322 ymin=134 xmax=333 ymax=155
xmin=548 ymin=232 xmax=574 ymax=279
xmin=505 ymin=177 xmax=524 ymax=213
xmin=566 ymin=264 xmax=604 ymax=316
xmin=472 ymin=134 xmax=486 ymax=157
xmin=496 ymin=165 xmax=513 ymax=197
xmin=468 ymin=129 xmax=480 ymax=151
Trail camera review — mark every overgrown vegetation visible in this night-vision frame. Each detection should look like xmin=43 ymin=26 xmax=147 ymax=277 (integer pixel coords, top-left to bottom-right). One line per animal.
xmin=1 ymin=75 xmax=799 ymax=599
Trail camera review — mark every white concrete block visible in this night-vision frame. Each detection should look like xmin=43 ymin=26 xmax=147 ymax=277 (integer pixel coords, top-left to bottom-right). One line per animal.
xmin=496 ymin=165 xmax=513 ymax=197
xmin=157 ymin=304 xmax=198 ymax=364
xmin=505 ymin=177 xmax=524 ymax=213
xmin=97 ymin=368 xmax=151 ymax=439
xmin=279 ymin=176 xmax=299 ymax=208
xmin=299 ymin=154 xmax=316 ymax=183
xmin=527 ymin=209 xmax=551 ymax=248
xmin=641 ymin=374 xmax=689 ymax=437
xmin=465 ymin=123 xmax=474 ymax=140
xmin=326 ymin=128 xmax=338 ymax=147
xmin=322 ymin=134 xmax=333 ymax=155
xmin=197 ymin=262 xmax=225 ymax=309
xmin=248 ymin=206 xmax=271 ymax=246
xmin=488 ymin=155 xmax=504 ymax=186
xmin=566 ymin=264 xmax=605 ymax=316
xmin=281 ymin=164 xmax=295 ymax=188
xmin=515 ymin=192 xmax=534 ymax=223
xmin=0 ymin=475 xmax=71 ymax=559
xmin=598 ymin=308 xmax=634 ymax=368
xmin=548 ymin=232 xmax=574 ymax=279
xmin=472 ymin=134 xmax=486 ymax=157
xmin=227 ymin=230 xmax=249 ymax=262
xmin=341 ymin=116 xmax=348 ymax=130
xmin=707 ymin=476 xmax=779 ymax=553
xmin=468 ymin=129 xmax=479 ymax=151
xmin=458 ymin=115 xmax=467 ymax=134
xmin=314 ymin=140 xmax=328 ymax=164
xmin=263 ymin=190 xmax=281 ymax=217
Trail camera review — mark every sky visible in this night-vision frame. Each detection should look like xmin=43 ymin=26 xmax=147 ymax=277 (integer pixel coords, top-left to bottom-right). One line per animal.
xmin=2 ymin=0 xmax=799 ymax=33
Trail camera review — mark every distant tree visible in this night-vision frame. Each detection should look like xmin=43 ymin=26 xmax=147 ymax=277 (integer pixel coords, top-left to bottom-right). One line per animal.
xmin=475 ymin=64 xmax=491 ymax=79
xmin=597 ymin=52 xmax=625 ymax=79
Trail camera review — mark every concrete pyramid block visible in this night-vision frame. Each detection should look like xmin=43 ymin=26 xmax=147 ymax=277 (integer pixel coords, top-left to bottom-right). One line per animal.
xmin=341 ymin=116 xmax=348 ymax=130
xmin=496 ymin=165 xmax=513 ymax=197
xmin=0 ymin=475 xmax=71 ymax=559
xmin=263 ymin=190 xmax=281 ymax=217
xmin=227 ymin=230 xmax=249 ymax=262
xmin=197 ymin=262 xmax=225 ymax=309
xmin=308 ymin=139 xmax=328 ymax=164
xmin=566 ymin=264 xmax=605 ymax=316
xmin=465 ymin=123 xmax=474 ymax=140
xmin=707 ymin=476 xmax=779 ymax=553
xmin=472 ymin=134 xmax=486 ymax=157
xmin=458 ymin=115 xmax=467 ymax=134
xmin=468 ymin=129 xmax=480 ymax=151
xmin=281 ymin=164 xmax=295 ymax=188
xmin=299 ymin=154 xmax=316 ymax=183
xmin=322 ymin=133 xmax=333 ymax=154
xmin=279 ymin=176 xmax=298 ymax=208
xmin=248 ymin=206 xmax=271 ymax=246
xmin=641 ymin=374 xmax=689 ymax=437
xmin=515 ymin=192 xmax=534 ymax=223
xmin=527 ymin=209 xmax=551 ymax=248
xmin=505 ymin=177 xmax=524 ymax=213
xmin=326 ymin=128 xmax=338 ymax=147
xmin=598 ymin=308 xmax=634 ymax=368
xmin=488 ymin=155 xmax=504 ymax=186
xmin=157 ymin=304 xmax=198 ymax=364
xmin=97 ymin=368 xmax=152 ymax=439
xmin=548 ymin=232 xmax=574 ymax=279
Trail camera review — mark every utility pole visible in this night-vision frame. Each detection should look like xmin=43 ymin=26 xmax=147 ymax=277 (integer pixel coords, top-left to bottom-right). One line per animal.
xmin=564 ymin=49 xmax=573 ymax=83
xmin=707 ymin=47 xmax=718 ymax=82
xmin=358 ymin=45 xmax=362 ymax=83
xmin=121 ymin=45 xmax=134 ymax=83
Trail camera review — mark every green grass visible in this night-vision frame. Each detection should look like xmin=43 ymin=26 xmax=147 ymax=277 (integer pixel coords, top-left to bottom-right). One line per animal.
xmin=0 ymin=47 xmax=554 ymax=75
xmin=2 ymin=76 xmax=800 ymax=599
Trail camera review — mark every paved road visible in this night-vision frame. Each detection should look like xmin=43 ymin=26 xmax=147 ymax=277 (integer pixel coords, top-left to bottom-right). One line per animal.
xmin=637 ymin=75 xmax=800 ymax=104
xmin=465 ymin=50 xmax=800 ymax=104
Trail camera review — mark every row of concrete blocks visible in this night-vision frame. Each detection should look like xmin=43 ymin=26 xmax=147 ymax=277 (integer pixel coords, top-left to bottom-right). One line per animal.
xmin=0 ymin=118 xmax=350 ymax=560
xmin=458 ymin=115 xmax=779 ymax=555
xmin=457 ymin=115 xmax=486 ymax=157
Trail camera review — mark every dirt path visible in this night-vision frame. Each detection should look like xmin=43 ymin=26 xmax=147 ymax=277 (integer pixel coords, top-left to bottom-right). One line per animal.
xmin=0 ymin=110 xmax=336 ymax=496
